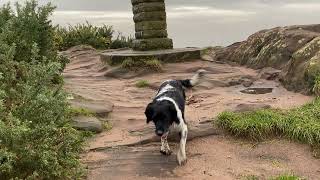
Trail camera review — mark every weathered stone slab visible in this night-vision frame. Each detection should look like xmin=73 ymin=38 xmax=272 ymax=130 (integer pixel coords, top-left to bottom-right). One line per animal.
xmin=100 ymin=48 xmax=201 ymax=65
xmin=135 ymin=30 xmax=168 ymax=39
xmin=72 ymin=116 xmax=103 ymax=133
xmin=132 ymin=38 xmax=172 ymax=51
xmin=69 ymin=99 xmax=113 ymax=118
xmin=135 ymin=21 xmax=167 ymax=31
xmin=133 ymin=11 xmax=166 ymax=23
xmin=133 ymin=2 xmax=165 ymax=14
xmin=132 ymin=0 xmax=164 ymax=5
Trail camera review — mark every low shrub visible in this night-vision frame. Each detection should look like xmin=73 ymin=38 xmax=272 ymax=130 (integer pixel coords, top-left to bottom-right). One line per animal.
xmin=0 ymin=1 xmax=85 ymax=179
xmin=110 ymin=33 xmax=133 ymax=49
xmin=55 ymin=23 xmax=132 ymax=51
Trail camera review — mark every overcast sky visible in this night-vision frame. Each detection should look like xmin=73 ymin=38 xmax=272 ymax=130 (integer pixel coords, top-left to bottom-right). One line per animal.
xmin=1 ymin=0 xmax=320 ymax=47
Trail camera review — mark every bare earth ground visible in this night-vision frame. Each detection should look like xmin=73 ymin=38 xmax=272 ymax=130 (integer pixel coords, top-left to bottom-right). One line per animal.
xmin=63 ymin=47 xmax=319 ymax=180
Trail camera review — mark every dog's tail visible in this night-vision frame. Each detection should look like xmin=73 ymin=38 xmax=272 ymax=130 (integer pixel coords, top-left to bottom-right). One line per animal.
xmin=180 ymin=69 xmax=206 ymax=88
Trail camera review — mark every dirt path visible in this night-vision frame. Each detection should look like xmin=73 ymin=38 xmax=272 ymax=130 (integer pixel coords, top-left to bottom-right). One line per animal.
xmin=63 ymin=47 xmax=319 ymax=180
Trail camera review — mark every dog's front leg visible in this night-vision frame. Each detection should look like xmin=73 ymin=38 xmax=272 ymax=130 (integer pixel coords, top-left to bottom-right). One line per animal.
xmin=160 ymin=133 xmax=172 ymax=155
xmin=177 ymin=124 xmax=188 ymax=165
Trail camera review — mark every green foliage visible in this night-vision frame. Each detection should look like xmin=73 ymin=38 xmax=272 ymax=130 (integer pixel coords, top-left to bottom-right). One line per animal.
xmin=55 ymin=22 xmax=133 ymax=50
xmin=56 ymin=22 xmax=113 ymax=50
xmin=0 ymin=4 xmax=12 ymax=31
xmin=270 ymin=174 xmax=302 ymax=180
xmin=312 ymin=75 xmax=320 ymax=96
xmin=135 ymin=80 xmax=150 ymax=88
xmin=0 ymin=1 xmax=85 ymax=179
xmin=0 ymin=0 xmax=68 ymax=68
xmin=217 ymin=98 xmax=320 ymax=146
xmin=242 ymin=175 xmax=259 ymax=180
xmin=103 ymin=121 xmax=113 ymax=131
xmin=110 ymin=33 xmax=133 ymax=49
xmin=121 ymin=58 xmax=163 ymax=72
xmin=68 ymin=107 xmax=95 ymax=117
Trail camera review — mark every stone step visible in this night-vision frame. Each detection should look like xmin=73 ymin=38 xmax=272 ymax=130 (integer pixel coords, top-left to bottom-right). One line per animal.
xmin=133 ymin=2 xmax=165 ymax=14
xmin=100 ymin=48 xmax=202 ymax=66
xmin=135 ymin=29 xmax=168 ymax=39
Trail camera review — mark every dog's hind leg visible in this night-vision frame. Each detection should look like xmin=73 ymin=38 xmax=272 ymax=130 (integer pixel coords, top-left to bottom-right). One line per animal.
xmin=160 ymin=134 xmax=172 ymax=156
xmin=177 ymin=123 xmax=188 ymax=165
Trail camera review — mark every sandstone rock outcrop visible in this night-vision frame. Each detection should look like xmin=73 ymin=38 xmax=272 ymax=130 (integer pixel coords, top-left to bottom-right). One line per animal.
xmin=209 ymin=24 xmax=320 ymax=93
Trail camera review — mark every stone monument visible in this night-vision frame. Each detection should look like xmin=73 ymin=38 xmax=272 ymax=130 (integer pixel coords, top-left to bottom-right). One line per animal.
xmin=131 ymin=0 xmax=173 ymax=51
xmin=100 ymin=0 xmax=201 ymax=65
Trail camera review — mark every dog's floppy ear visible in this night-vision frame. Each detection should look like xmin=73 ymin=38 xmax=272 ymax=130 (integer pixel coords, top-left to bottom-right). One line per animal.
xmin=145 ymin=103 xmax=154 ymax=124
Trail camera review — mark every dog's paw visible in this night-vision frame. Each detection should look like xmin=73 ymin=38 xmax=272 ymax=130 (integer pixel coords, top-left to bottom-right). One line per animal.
xmin=197 ymin=69 xmax=207 ymax=76
xmin=160 ymin=149 xmax=172 ymax=156
xmin=177 ymin=152 xmax=187 ymax=166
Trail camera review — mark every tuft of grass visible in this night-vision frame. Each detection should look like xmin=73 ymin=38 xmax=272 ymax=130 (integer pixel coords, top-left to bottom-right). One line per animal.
xmin=68 ymin=107 xmax=95 ymax=117
xmin=313 ymin=75 xmax=320 ymax=96
xmin=270 ymin=174 xmax=303 ymax=180
xmin=135 ymin=80 xmax=150 ymax=88
xmin=121 ymin=57 xmax=162 ymax=72
xmin=217 ymin=98 xmax=320 ymax=146
xmin=242 ymin=175 xmax=259 ymax=180
xmin=103 ymin=121 xmax=113 ymax=131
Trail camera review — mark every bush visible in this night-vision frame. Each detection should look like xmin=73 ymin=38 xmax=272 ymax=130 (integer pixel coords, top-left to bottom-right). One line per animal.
xmin=110 ymin=33 xmax=133 ymax=49
xmin=0 ymin=1 xmax=68 ymax=68
xmin=55 ymin=22 xmax=133 ymax=51
xmin=0 ymin=1 xmax=85 ymax=179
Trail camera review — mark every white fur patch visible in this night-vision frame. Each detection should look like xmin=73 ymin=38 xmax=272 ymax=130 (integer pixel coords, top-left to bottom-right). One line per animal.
xmin=156 ymin=84 xmax=174 ymax=97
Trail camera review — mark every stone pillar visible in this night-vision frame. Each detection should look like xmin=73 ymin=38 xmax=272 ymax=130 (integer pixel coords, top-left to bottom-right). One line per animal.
xmin=131 ymin=0 xmax=173 ymax=51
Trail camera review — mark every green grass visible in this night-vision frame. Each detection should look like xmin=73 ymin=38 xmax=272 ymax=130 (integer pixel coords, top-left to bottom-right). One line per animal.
xmin=121 ymin=57 xmax=162 ymax=72
xmin=68 ymin=107 xmax=95 ymax=117
xmin=217 ymin=98 xmax=320 ymax=146
xmin=135 ymin=80 xmax=150 ymax=88
xmin=313 ymin=75 xmax=320 ymax=96
xmin=242 ymin=175 xmax=259 ymax=180
xmin=103 ymin=121 xmax=113 ymax=131
xmin=270 ymin=174 xmax=303 ymax=180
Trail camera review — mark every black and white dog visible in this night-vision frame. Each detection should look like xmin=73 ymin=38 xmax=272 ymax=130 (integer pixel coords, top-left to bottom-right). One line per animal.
xmin=145 ymin=69 xmax=205 ymax=165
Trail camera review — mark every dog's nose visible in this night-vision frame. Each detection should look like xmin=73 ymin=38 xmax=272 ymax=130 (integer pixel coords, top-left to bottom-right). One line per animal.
xmin=156 ymin=129 xmax=164 ymax=136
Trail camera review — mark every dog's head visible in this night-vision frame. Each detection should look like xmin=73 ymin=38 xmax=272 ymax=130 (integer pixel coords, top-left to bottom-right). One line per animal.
xmin=145 ymin=101 xmax=179 ymax=137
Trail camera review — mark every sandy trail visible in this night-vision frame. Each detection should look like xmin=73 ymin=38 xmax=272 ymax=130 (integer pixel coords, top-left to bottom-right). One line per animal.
xmin=63 ymin=47 xmax=319 ymax=180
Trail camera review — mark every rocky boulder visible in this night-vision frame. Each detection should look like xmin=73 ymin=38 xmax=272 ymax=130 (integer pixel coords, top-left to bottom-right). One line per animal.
xmin=210 ymin=24 xmax=320 ymax=94
xmin=72 ymin=116 xmax=103 ymax=133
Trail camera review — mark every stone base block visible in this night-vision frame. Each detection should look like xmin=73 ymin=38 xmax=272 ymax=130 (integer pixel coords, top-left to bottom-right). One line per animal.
xmin=132 ymin=38 xmax=173 ymax=51
xmin=100 ymin=48 xmax=201 ymax=66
